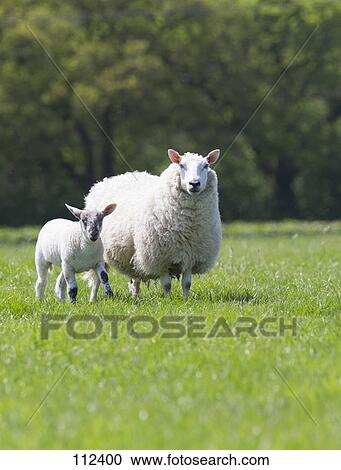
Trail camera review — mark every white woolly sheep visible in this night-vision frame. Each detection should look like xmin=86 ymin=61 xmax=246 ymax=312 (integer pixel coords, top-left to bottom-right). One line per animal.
xmin=35 ymin=203 xmax=116 ymax=302
xmin=85 ymin=149 xmax=222 ymax=298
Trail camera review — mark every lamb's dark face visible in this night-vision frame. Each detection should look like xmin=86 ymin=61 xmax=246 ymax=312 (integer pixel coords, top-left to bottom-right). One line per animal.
xmin=65 ymin=203 xmax=117 ymax=243
xmin=168 ymin=149 xmax=220 ymax=195
xmin=80 ymin=211 xmax=103 ymax=242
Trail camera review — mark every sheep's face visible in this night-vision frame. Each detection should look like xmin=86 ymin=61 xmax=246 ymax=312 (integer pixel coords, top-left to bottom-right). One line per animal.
xmin=168 ymin=149 xmax=220 ymax=195
xmin=65 ymin=203 xmax=117 ymax=242
xmin=80 ymin=211 xmax=104 ymax=242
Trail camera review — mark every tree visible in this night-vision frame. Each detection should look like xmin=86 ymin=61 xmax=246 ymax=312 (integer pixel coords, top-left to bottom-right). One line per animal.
xmin=0 ymin=0 xmax=340 ymax=225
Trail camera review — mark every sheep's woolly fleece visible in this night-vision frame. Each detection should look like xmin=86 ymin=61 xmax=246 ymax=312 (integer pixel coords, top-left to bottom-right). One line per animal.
xmin=85 ymin=159 xmax=222 ymax=281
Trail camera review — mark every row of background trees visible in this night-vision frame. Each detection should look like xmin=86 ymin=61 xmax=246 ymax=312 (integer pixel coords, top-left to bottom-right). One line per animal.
xmin=0 ymin=0 xmax=340 ymax=225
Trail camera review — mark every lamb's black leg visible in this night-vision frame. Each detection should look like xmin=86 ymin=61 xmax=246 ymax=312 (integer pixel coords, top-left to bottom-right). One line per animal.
xmin=63 ymin=263 xmax=78 ymax=303
xmin=68 ymin=286 xmax=78 ymax=303
xmin=100 ymin=270 xmax=113 ymax=298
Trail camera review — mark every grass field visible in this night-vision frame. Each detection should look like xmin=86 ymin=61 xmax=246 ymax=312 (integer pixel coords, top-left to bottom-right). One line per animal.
xmin=0 ymin=221 xmax=340 ymax=449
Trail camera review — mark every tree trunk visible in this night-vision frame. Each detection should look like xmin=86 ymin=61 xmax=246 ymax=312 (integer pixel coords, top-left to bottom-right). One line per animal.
xmin=274 ymin=158 xmax=297 ymax=218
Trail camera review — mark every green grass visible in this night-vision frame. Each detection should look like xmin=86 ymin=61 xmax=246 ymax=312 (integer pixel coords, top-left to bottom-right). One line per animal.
xmin=0 ymin=221 xmax=341 ymax=449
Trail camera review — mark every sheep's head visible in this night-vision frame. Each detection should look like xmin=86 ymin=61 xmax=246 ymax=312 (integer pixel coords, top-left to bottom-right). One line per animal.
xmin=65 ymin=203 xmax=117 ymax=242
xmin=168 ymin=149 xmax=220 ymax=195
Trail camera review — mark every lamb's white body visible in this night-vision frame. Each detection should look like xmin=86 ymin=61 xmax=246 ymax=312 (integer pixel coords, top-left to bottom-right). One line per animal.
xmin=35 ymin=216 xmax=112 ymax=302
xmin=36 ymin=219 xmax=106 ymax=272
xmin=85 ymin=151 xmax=222 ymax=297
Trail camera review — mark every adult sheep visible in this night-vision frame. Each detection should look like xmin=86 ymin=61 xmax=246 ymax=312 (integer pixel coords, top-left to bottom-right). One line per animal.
xmin=84 ymin=149 xmax=222 ymax=298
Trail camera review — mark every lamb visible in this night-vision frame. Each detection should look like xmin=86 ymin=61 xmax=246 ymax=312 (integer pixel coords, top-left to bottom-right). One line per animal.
xmin=35 ymin=203 xmax=116 ymax=302
xmin=85 ymin=149 xmax=222 ymax=298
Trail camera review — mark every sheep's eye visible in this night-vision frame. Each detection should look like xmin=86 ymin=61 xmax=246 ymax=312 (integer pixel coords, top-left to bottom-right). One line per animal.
xmin=179 ymin=163 xmax=185 ymax=169
xmin=204 ymin=163 xmax=209 ymax=169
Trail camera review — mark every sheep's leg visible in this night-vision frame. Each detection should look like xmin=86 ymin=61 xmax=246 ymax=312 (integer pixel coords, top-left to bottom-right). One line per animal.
xmin=96 ymin=263 xmax=113 ymax=298
xmin=181 ymin=269 xmax=192 ymax=299
xmin=35 ymin=256 xmax=49 ymax=300
xmin=89 ymin=270 xmax=101 ymax=303
xmin=128 ymin=278 xmax=141 ymax=298
xmin=62 ymin=263 xmax=78 ymax=303
xmin=161 ymin=273 xmax=172 ymax=297
xmin=55 ymin=272 xmax=67 ymax=302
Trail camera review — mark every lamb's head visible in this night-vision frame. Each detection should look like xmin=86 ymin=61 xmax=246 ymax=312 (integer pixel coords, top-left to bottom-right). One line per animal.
xmin=65 ymin=203 xmax=117 ymax=242
xmin=168 ymin=149 xmax=220 ymax=195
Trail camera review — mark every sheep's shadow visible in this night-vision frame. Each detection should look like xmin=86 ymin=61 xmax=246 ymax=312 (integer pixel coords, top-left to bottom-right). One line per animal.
xmin=191 ymin=288 xmax=260 ymax=304
xmin=104 ymin=287 xmax=260 ymax=305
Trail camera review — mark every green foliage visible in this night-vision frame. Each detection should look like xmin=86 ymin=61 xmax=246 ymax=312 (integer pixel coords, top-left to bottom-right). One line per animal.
xmin=0 ymin=0 xmax=340 ymax=224
xmin=0 ymin=222 xmax=341 ymax=448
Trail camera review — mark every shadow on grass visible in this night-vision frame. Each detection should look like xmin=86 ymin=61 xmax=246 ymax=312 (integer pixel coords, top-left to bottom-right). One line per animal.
xmin=9 ymin=282 xmax=261 ymax=309
xmin=87 ymin=287 xmax=261 ymax=306
xmin=192 ymin=288 xmax=260 ymax=304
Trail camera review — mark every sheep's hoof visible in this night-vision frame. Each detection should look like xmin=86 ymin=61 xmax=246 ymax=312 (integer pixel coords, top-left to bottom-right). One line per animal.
xmin=105 ymin=288 xmax=114 ymax=299
xmin=128 ymin=279 xmax=140 ymax=298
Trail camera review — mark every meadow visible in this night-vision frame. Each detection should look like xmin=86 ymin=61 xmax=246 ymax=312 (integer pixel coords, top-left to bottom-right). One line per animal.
xmin=0 ymin=221 xmax=340 ymax=449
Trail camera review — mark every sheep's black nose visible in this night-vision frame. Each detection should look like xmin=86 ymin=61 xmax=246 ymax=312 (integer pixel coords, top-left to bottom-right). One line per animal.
xmin=189 ymin=180 xmax=200 ymax=192
xmin=90 ymin=232 xmax=98 ymax=241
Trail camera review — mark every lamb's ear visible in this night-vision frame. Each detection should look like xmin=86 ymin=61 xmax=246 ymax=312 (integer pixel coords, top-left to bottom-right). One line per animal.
xmin=65 ymin=203 xmax=83 ymax=220
xmin=168 ymin=149 xmax=181 ymax=164
xmin=206 ymin=149 xmax=220 ymax=164
xmin=101 ymin=203 xmax=117 ymax=218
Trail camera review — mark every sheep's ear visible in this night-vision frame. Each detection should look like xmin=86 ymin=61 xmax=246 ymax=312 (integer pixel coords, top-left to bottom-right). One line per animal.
xmin=65 ymin=203 xmax=83 ymax=220
xmin=168 ymin=149 xmax=181 ymax=164
xmin=206 ymin=149 xmax=220 ymax=164
xmin=101 ymin=203 xmax=117 ymax=218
